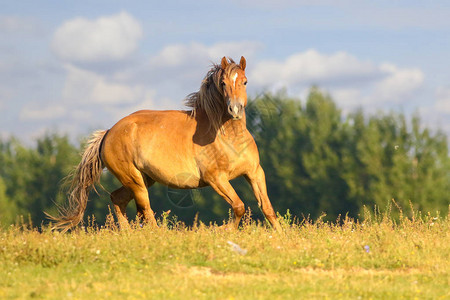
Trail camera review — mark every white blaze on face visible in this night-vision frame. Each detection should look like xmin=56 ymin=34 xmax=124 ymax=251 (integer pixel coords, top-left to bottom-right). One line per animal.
xmin=232 ymin=72 xmax=238 ymax=88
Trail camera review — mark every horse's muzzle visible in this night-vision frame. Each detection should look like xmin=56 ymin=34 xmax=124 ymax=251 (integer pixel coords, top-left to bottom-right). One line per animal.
xmin=227 ymin=101 xmax=244 ymax=120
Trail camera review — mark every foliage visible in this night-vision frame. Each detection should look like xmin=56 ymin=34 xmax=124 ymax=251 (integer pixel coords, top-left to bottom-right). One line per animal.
xmin=0 ymin=135 xmax=79 ymax=226
xmin=0 ymin=208 xmax=449 ymax=299
xmin=247 ymin=88 xmax=449 ymax=220
xmin=0 ymin=88 xmax=449 ymax=227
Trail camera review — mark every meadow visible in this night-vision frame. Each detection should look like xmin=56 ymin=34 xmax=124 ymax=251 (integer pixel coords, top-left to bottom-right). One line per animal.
xmin=0 ymin=205 xmax=449 ymax=299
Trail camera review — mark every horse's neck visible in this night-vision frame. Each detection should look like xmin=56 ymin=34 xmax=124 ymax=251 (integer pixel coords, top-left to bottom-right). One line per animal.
xmin=221 ymin=114 xmax=247 ymax=136
xmin=193 ymin=109 xmax=248 ymax=140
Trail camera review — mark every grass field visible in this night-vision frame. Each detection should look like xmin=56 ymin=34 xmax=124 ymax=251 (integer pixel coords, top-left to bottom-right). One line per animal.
xmin=1 ymin=205 xmax=449 ymax=299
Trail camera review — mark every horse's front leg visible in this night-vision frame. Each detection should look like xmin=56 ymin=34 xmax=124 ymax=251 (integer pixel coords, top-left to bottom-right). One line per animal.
xmin=208 ymin=175 xmax=245 ymax=229
xmin=245 ymin=165 xmax=282 ymax=232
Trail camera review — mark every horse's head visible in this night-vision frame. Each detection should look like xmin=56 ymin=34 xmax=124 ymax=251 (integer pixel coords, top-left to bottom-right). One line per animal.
xmin=220 ymin=56 xmax=247 ymax=120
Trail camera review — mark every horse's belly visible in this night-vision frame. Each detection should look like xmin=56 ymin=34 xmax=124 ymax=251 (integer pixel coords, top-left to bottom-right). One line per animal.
xmin=139 ymin=157 xmax=203 ymax=189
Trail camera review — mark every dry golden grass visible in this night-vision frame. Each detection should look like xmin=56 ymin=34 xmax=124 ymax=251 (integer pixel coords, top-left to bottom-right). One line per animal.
xmin=1 ymin=204 xmax=449 ymax=299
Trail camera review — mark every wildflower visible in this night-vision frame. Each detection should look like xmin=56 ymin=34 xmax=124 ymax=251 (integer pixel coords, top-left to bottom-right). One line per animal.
xmin=364 ymin=245 xmax=370 ymax=253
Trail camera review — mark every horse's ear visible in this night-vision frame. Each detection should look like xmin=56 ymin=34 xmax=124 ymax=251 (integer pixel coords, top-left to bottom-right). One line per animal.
xmin=239 ymin=56 xmax=246 ymax=71
xmin=221 ymin=56 xmax=229 ymax=70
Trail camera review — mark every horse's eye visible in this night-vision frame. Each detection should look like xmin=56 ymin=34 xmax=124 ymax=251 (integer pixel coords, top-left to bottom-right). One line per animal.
xmin=244 ymin=81 xmax=248 ymax=86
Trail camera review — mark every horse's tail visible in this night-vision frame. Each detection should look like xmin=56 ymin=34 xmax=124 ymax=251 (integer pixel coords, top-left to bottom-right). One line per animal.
xmin=47 ymin=130 xmax=108 ymax=232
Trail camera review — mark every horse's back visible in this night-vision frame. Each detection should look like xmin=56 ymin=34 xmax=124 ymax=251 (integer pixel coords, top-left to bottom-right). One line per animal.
xmin=101 ymin=110 xmax=203 ymax=188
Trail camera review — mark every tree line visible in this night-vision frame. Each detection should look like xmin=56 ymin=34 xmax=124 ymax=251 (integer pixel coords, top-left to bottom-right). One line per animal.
xmin=1 ymin=88 xmax=449 ymax=227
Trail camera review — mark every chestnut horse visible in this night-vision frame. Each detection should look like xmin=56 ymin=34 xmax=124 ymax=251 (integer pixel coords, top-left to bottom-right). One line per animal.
xmin=49 ymin=56 xmax=282 ymax=232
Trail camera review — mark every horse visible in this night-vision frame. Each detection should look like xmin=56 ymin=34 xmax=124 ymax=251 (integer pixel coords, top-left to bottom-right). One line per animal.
xmin=49 ymin=56 xmax=282 ymax=232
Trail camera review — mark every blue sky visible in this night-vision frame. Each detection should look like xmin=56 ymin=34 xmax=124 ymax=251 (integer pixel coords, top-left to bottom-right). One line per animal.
xmin=1 ymin=1 xmax=450 ymax=143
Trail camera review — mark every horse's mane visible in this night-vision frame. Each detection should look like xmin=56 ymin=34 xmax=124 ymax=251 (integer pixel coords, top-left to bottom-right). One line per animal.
xmin=185 ymin=58 xmax=241 ymax=134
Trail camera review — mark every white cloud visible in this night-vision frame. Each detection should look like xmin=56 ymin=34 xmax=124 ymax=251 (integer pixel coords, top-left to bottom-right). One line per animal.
xmin=52 ymin=12 xmax=143 ymax=63
xmin=150 ymin=41 xmax=263 ymax=68
xmin=251 ymin=49 xmax=379 ymax=88
xmin=373 ymin=64 xmax=424 ymax=103
xmin=250 ymin=49 xmax=424 ymax=110
xmin=62 ymin=64 xmax=151 ymax=105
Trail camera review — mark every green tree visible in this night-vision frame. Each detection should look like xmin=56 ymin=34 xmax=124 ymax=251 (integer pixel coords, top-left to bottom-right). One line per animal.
xmin=344 ymin=111 xmax=450 ymax=216
xmin=0 ymin=176 xmax=18 ymax=226
xmin=0 ymin=134 xmax=81 ymax=226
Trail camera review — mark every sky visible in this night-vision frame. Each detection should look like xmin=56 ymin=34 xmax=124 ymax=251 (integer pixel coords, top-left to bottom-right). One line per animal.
xmin=1 ymin=1 xmax=450 ymax=144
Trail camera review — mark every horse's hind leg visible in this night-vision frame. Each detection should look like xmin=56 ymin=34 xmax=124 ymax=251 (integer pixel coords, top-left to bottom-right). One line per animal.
xmin=133 ymin=175 xmax=156 ymax=224
xmin=109 ymin=163 xmax=157 ymax=227
xmin=111 ymin=186 xmax=133 ymax=228
xmin=122 ymin=171 xmax=157 ymax=226
xmin=111 ymin=176 xmax=156 ymax=228
xmin=129 ymin=186 xmax=157 ymax=226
